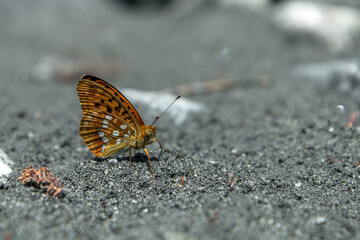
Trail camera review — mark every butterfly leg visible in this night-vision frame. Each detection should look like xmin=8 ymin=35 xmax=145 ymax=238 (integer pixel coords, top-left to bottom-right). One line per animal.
xmin=143 ymin=147 xmax=155 ymax=180
xmin=156 ymin=138 xmax=171 ymax=156
xmin=148 ymin=137 xmax=169 ymax=158
xmin=125 ymin=147 xmax=133 ymax=173
xmin=149 ymin=137 xmax=170 ymax=153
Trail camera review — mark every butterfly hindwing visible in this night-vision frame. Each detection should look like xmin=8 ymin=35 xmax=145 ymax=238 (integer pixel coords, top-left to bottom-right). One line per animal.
xmin=79 ymin=109 xmax=136 ymax=158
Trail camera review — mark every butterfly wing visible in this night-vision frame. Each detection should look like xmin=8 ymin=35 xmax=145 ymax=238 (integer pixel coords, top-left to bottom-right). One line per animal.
xmin=80 ymin=109 xmax=135 ymax=157
xmin=77 ymin=75 xmax=145 ymax=128
xmin=77 ymin=75 xmax=145 ymax=158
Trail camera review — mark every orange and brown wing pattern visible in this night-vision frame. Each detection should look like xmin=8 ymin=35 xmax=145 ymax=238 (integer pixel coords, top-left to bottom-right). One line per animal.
xmin=77 ymin=74 xmax=144 ymax=158
xmin=79 ymin=109 xmax=136 ymax=158
xmin=77 ymin=74 xmax=145 ymax=130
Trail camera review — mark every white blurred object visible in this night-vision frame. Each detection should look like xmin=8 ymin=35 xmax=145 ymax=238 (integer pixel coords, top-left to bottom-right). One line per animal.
xmin=30 ymin=56 xmax=124 ymax=82
xmin=274 ymin=1 xmax=360 ymax=52
xmin=220 ymin=0 xmax=268 ymax=11
xmin=30 ymin=56 xmax=65 ymax=82
xmin=293 ymin=59 xmax=360 ymax=81
xmin=122 ymin=89 xmax=207 ymax=125
xmin=0 ymin=148 xmax=14 ymax=184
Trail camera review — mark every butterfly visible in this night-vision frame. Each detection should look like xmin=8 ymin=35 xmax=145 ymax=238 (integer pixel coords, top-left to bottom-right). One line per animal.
xmin=77 ymin=74 xmax=180 ymax=180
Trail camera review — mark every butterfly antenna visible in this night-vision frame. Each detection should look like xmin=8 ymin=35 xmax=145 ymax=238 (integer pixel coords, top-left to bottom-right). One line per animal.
xmin=151 ymin=95 xmax=181 ymax=125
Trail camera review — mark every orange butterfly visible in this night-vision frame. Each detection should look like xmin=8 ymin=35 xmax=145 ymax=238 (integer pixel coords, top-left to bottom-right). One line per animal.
xmin=77 ymin=75 xmax=180 ymax=179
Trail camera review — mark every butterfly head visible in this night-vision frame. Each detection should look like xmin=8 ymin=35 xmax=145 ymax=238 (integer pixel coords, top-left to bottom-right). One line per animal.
xmin=146 ymin=125 xmax=156 ymax=137
xmin=137 ymin=125 xmax=157 ymax=148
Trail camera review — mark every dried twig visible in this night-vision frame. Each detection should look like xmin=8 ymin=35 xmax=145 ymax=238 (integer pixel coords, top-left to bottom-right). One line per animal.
xmin=17 ymin=166 xmax=63 ymax=197
xmin=227 ymin=172 xmax=238 ymax=191
xmin=206 ymin=211 xmax=220 ymax=224
xmin=163 ymin=75 xmax=274 ymax=96
xmin=181 ymin=176 xmax=185 ymax=186
xmin=55 ymin=60 xmax=125 ymax=82
xmin=325 ymin=158 xmax=342 ymax=164
xmin=346 ymin=111 xmax=359 ymax=127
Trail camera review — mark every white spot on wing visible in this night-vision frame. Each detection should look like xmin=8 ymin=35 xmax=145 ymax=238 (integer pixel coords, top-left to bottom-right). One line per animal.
xmin=102 ymin=124 xmax=108 ymax=129
xmin=101 ymin=144 xmax=106 ymax=153
xmin=120 ymin=124 xmax=127 ymax=129
xmin=102 ymin=137 xmax=109 ymax=143
xmin=105 ymin=115 xmax=112 ymax=120
xmin=116 ymin=139 xmax=121 ymax=144
xmin=124 ymin=134 xmax=130 ymax=138
xmin=103 ymin=119 xmax=109 ymax=125
xmin=113 ymin=131 xmax=120 ymax=136
xmin=98 ymin=131 xmax=105 ymax=137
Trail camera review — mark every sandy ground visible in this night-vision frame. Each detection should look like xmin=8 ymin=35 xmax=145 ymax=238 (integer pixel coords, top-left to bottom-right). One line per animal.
xmin=1 ymin=1 xmax=360 ymax=239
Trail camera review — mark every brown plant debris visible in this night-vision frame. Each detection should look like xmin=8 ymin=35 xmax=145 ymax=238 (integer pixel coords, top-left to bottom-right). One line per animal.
xmin=227 ymin=172 xmax=238 ymax=191
xmin=181 ymin=176 xmax=185 ymax=186
xmin=17 ymin=166 xmax=63 ymax=197
xmin=206 ymin=211 xmax=220 ymax=224
xmin=162 ymin=75 xmax=274 ymax=96
xmin=346 ymin=111 xmax=359 ymax=127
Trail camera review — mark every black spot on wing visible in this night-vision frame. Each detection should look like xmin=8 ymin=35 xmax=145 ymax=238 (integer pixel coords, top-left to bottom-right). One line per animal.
xmin=106 ymin=105 xmax=112 ymax=113
xmin=83 ymin=75 xmax=99 ymax=81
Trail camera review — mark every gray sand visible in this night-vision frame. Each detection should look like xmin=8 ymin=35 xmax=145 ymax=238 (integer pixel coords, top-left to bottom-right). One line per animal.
xmin=1 ymin=1 xmax=360 ymax=239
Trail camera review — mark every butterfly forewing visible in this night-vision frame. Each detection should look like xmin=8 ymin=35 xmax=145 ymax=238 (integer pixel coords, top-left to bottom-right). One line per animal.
xmin=77 ymin=75 xmax=145 ymax=158
xmin=77 ymin=75 xmax=145 ymax=130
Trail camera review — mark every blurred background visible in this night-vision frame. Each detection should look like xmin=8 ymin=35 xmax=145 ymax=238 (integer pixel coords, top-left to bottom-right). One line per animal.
xmin=2 ymin=0 xmax=360 ymax=169
xmin=2 ymin=0 xmax=360 ymax=89
xmin=1 ymin=0 xmax=360 ymax=159
xmin=2 ymin=1 xmax=360 ymax=239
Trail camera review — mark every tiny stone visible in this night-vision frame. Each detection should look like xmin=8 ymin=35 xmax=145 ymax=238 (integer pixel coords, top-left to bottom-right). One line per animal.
xmin=335 ymin=105 xmax=345 ymax=114
xmin=231 ymin=148 xmax=239 ymax=155
xmin=208 ymin=160 xmax=219 ymax=165
xmin=28 ymin=132 xmax=35 ymax=139
xmin=312 ymin=216 xmax=326 ymax=225
xmin=34 ymin=112 xmax=42 ymax=118
xmin=295 ymin=182 xmax=302 ymax=188
xmin=108 ymin=159 xmax=118 ymax=165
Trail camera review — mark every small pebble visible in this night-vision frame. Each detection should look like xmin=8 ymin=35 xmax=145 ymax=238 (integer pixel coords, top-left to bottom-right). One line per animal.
xmin=312 ymin=216 xmax=326 ymax=225
xmin=108 ymin=159 xmax=118 ymax=165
